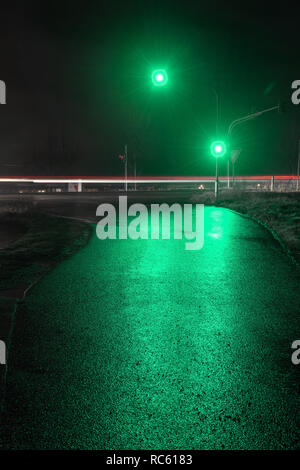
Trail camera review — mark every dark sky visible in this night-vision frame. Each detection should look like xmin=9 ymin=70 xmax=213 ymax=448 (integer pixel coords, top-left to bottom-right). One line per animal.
xmin=0 ymin=0 xmax=300 ymax=176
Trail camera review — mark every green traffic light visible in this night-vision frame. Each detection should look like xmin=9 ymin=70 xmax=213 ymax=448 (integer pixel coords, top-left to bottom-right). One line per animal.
xmin=152 ymin=69 xmax=168 ymax=86
xmin=210 ymin=140 xmax=227 ymax=157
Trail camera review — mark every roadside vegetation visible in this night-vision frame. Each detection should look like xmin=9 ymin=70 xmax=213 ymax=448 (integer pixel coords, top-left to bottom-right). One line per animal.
xmin=0 ymin=205 xmax=92 ymax=412
xmin=0 ymin=210 xmax=92 ymax=291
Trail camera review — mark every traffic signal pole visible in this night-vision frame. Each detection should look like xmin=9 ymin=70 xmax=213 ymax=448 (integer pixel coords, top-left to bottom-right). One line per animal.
xmin=210 ymin=142 xmax=226 ymax=200
xmin=215 ymin=158 xmax=219 ymax=200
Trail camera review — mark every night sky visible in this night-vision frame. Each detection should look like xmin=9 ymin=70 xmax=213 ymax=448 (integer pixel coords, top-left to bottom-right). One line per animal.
xmin=1 ymin=1 xmax=300 ymax=177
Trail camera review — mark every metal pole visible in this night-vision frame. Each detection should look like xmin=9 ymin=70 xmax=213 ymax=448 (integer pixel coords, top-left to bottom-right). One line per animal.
xmin=297 ymin=140 xmax=300 ymax=191
xmin=227 ymin=159 xmax=230 ymax=188
xmin=216 ymin=92 xmax=219 ymax=135
xmin=227 ymin=105 xmax=279 ymax=189
xmin=211 ymin=87 xmax=219 ymax=135
xmin=213 ymin=87 xmax=219 ymax=199
xmin=134 ymin=155 xmax=137 ymax=191
xmin=124 ymin=144 xmax=128 ymax=191
xmin=215 ymin=158 xmax=218 ymax=200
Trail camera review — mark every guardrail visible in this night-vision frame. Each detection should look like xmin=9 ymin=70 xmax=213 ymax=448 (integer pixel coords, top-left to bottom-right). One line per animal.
xmin=0 ymin=175 xmax=299 ymax=192
xmin=0 ymin=175 xmax=298 ymax=182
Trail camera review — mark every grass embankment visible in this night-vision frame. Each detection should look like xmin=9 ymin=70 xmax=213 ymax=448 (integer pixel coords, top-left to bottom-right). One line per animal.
xmin=0 ymin=211 xmax=92 ymax=291
xmin=216 ymin=191 xmax=300 ymax=265
xmin=0 ymin=209 xmax=92 ymax=410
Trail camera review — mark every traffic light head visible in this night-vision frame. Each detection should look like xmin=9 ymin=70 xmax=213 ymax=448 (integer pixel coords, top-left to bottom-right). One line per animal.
xmin=152 ymin=69 xmax=168 ymax=87
xmin=210 ymin=140 xmax=227 ymax=157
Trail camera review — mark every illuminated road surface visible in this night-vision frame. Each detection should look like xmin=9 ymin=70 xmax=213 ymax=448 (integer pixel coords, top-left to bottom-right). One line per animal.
xmin=1 ymin=207 xmax=299 ymax=449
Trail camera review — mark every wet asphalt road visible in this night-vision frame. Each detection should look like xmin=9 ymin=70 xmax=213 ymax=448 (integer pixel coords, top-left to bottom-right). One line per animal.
xmin=0 ymin=206 xmax=299 ymax=449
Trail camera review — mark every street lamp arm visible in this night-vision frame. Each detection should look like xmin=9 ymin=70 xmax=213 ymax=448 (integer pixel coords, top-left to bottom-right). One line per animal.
xmin=228 ymin=105 xmax=279 ymax=136
xmin=226 ymin=104 xmax=279 ymax=190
